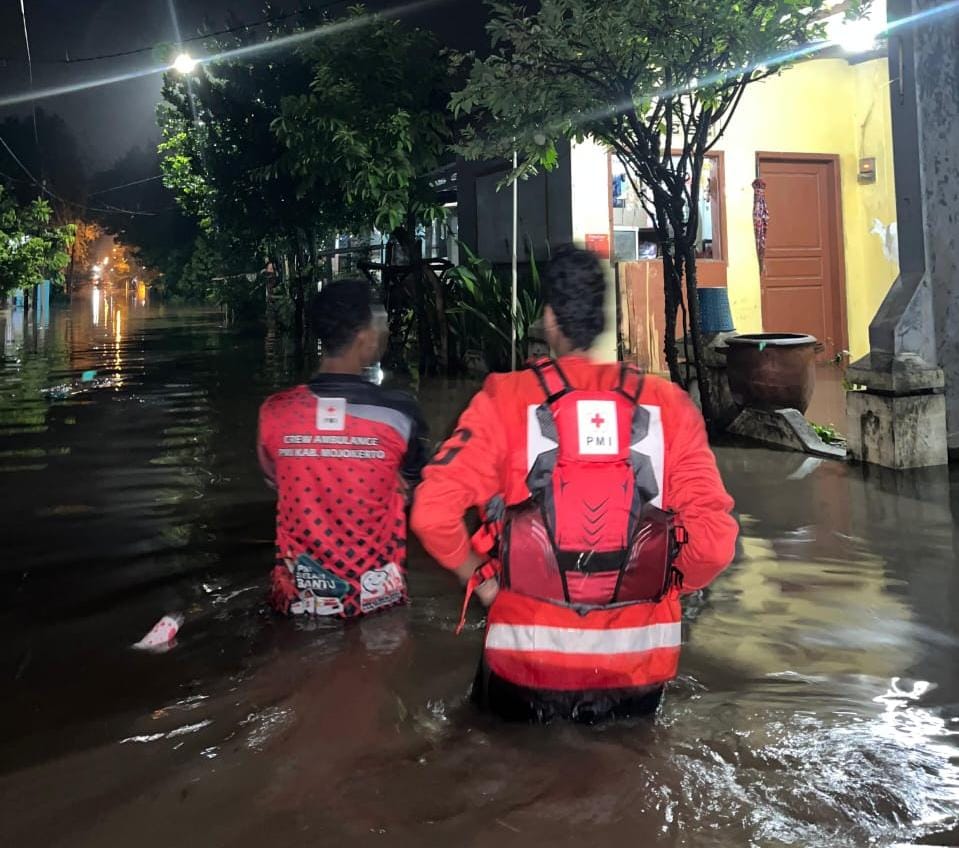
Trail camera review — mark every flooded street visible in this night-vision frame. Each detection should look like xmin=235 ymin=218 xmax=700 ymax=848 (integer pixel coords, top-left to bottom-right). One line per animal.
xmin=1 ymin=293 xmax=958 ymax=848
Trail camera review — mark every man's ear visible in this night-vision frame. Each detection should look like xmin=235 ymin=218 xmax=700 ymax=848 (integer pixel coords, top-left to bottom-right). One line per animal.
xmin=543 ymin=305 xmax=560 ymax=350
xmin=359 ymin=325 xmax=379 ymax=362
xmin=543 ymin=305 xmax=557 ymax=334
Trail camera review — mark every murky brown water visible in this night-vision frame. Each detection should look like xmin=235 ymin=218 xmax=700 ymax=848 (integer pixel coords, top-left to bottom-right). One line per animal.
xmin=1 ymin=292 xmax=958 ymax=848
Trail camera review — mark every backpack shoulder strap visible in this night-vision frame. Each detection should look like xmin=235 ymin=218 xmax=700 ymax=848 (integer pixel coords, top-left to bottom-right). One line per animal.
xmin=530 ymin=357 xmax=572 ymax=403
xmin=615 ymin=362 xmax=644 ymax=404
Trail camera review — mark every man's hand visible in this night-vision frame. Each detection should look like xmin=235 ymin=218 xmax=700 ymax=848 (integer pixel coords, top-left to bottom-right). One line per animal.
xmin=452 ymin=550 xmax=499 ymax=607
xmin=452 ymin=550 xmax=485 ymax=585
xmin=475 ymin=578 xmax=499 ymax=607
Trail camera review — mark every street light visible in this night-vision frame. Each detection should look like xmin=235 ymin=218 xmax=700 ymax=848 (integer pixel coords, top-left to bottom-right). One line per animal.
xmin=173 ymin=52 xmax=198 ymax=74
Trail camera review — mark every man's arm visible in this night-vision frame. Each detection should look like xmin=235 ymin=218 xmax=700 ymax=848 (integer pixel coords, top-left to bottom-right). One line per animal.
xmin=410 ymin=385 xmax=506 ymax=577
xmin=661 ymin=384 xmax=739 ymax=591
xmin=399 ymin=402 xmax=430 ymax=490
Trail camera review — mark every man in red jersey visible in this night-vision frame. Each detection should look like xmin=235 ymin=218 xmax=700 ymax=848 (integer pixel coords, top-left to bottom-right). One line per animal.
xmin=258 ymin=279 xmax=427 ymax=620
xmin=411 ymin=246 xmax=738 ymax=722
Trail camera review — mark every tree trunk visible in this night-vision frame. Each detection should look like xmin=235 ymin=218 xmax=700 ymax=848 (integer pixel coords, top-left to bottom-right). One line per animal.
xmin=322 ymin=236 xmax=333 ymax=291
xmin=67 ymin=237 xmax=78 ymax=295
xmin=658 ymin=212 xmax=717 ymax=426
xmin=293 ymin=274 xmax=305 ymax=344
xmin=413 ymin=270 xmax=433 ymax=376
xmin=288 ymin=237 xmax=305 ymax=352
xmin=660 ymin=210 xmax=688 ymax=387
xmin=309 ymin=233 xmax=318 ymax=290
xmin=661 ymin=249 xmax=682 ymax=385
xmin=679 ymin=238 xmax=716 ymax=427
xmin=395 ymin=222 xmax=445 ymax=376
xmin=424 ymin=263 xmax=449 ymax=374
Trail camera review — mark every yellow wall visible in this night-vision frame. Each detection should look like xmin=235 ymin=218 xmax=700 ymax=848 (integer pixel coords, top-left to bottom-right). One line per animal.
xmin=713 ymin=56 xmax=899 ymax=359
xmin=568 ymin=55 xmax=900 ymax=362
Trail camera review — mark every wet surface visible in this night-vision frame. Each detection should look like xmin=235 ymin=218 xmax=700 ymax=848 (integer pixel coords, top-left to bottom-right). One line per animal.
xmin=1 ymin=293 xmax=958 ymax=848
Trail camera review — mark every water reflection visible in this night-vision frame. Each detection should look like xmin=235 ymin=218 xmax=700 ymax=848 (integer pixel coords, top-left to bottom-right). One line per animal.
xmin=2 ymin=305 xmax=25 ymax=355
xmin=0 ymin=297 xmax=956 ymax=847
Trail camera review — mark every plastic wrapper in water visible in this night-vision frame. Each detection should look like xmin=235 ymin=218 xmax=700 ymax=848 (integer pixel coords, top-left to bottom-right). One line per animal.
xmin=133 ymin=613 xmax=184 ymax=651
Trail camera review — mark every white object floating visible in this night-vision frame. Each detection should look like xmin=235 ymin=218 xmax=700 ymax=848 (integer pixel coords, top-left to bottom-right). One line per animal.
xmin=133 ymin=614 xmax=184 ymax=650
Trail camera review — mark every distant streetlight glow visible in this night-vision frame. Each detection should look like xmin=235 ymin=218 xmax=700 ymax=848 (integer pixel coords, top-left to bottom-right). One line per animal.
xmin=173 ymin=52 xmax=198 ymax=74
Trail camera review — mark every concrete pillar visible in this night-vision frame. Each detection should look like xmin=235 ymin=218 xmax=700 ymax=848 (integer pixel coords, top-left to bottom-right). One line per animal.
xmin=845 ymin=0 xmax=952 ymax=467
xmin=914 ymin=0 xmax=959 ymax=452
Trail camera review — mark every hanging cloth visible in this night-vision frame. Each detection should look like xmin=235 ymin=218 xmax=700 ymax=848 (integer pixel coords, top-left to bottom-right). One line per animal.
xmin=752 ymin=178 xmax=769 ymax=274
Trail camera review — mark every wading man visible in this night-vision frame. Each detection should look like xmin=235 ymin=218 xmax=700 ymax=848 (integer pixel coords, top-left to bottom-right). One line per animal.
xmin=258 ymin=279 xmax=427 ymax=619
xmin=412 ymin=246 xmax=738 ymax=722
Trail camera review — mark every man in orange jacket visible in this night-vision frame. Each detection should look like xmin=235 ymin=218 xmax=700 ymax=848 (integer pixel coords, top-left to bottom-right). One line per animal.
xmin=411 ymin=246 xmax=738 ymax=723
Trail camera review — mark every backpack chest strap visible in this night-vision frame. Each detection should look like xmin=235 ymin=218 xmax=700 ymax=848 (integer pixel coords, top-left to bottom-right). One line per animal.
xmin=616 ymin=362 xmax=644 ymax=403
xmin=530 ymin=358 xmax=572 ymax=402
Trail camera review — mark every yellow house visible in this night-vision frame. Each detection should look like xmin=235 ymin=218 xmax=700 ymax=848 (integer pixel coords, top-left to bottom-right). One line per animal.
xmin=568 ymin=51 xmax=899 ymax=369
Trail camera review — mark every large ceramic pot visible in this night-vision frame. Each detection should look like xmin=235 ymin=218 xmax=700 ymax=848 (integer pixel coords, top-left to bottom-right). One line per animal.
xmin=725 ymin=333 xmax=818 ymax=413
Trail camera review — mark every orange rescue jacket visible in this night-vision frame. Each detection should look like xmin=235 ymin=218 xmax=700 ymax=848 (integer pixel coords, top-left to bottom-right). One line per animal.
xmin=411 ymin=357 xmax=738 ymax=693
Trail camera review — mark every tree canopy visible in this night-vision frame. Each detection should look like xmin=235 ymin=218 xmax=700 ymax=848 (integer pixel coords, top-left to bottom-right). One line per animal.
xmin=0 ymin=186 xmax=75 ymax=296
xmin=155 ymin=4 xmax=457 ymax=355
xmin=273 ymin=8 xmax=453 ymax=233
xmin=453 ymin=0 xmax=864 ymax=413
xmin=453 ymin=1 xmax=853 ymax=168
xmin=158 ymin=5 xmax=454 ymax=246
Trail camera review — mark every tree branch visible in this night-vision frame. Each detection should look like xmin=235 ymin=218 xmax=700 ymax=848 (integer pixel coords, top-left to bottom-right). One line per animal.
xmin=705 ymin=78 xmax=750 ymax=152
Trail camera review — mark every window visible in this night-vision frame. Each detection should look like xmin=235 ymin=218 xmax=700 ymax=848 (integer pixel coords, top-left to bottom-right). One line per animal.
xmin=611 ymin=153 xmax=725 ymax=262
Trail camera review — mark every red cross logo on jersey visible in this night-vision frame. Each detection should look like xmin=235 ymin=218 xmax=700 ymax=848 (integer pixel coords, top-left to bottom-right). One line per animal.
xmin=591 ymin=413 xmax=605 ymax=429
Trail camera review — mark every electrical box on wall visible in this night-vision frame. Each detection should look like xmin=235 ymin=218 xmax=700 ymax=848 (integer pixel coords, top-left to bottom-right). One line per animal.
xmin=858 ymin=157 xmax=877 ymax=184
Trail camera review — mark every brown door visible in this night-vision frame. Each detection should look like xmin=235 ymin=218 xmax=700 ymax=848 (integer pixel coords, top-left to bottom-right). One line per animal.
xmin=758 ymin=155 xmax=847 ymax=358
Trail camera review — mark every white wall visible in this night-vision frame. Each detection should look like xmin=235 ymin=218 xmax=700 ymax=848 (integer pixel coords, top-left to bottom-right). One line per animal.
xmin=570 ymin=138 xmax=617 ymax=361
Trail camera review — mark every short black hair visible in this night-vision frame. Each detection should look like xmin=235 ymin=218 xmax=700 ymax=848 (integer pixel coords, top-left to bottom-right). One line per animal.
xmin=545 ymin=245 xmax=607 ymax=350
xmin=311 ymin=279 xmax=374 ymax=356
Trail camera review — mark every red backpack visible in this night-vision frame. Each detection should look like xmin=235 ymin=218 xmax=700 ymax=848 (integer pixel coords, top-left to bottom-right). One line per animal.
xmin=469 ymin=358 xmax=685 ymax=616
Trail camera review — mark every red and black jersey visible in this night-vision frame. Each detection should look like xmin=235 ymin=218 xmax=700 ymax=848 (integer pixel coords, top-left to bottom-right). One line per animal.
xmin=258 ymin=374 xmax=427 ymax=619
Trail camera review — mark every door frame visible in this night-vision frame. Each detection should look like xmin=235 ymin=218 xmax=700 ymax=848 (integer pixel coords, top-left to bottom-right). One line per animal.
xmin=755 ymin=151 xmax=849 ymax=355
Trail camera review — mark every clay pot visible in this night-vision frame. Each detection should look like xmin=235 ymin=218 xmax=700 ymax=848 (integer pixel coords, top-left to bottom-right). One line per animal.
xmin=725 ymin=333 xmax=818 ymax=414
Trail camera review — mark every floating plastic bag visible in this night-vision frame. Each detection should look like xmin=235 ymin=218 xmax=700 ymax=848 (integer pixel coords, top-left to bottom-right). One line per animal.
xmin=133 ymin=613 xmax=184 ymax=650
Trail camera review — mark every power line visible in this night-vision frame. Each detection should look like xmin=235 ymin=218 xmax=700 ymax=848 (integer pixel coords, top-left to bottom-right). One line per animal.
xmin=98 ymin=203 xmax=163 ymax=216
xmin=88 ymin=175 xmax=164 ymax=196
xmin=0 ymin=134 xmax=40 ymax=187
xmin=17 ymin=0 xmax=43 ymax=180
xmin=0 ymin=168 xmax=31 ymax=186
xmin=0 ymin=0 xmax=443 ymax=109
xmin=0 ymin=0 xmax=353 ymax=66
xmin=0 ymin=134 xmax=162 ymax=217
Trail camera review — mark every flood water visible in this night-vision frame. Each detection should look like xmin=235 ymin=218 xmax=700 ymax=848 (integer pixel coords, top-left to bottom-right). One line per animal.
xmin=1 ymin=292 xmax=958 ymax=848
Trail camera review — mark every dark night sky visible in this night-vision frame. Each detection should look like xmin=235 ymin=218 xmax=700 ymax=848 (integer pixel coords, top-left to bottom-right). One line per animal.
xmin=0 ymin=0 xmax=490 ymax=173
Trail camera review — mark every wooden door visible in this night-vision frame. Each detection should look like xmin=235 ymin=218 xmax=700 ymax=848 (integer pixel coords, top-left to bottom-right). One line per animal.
xmin=758 ymin=155 xmax=847 ymax=358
